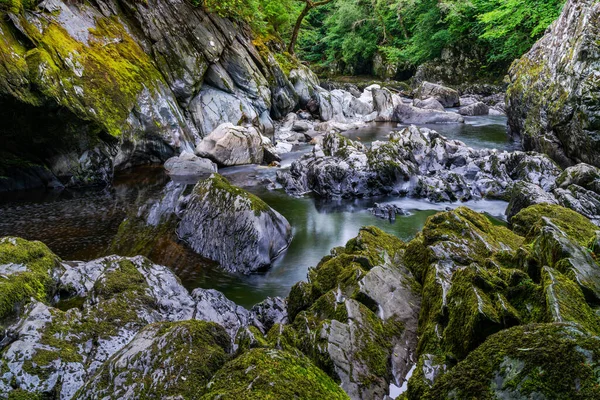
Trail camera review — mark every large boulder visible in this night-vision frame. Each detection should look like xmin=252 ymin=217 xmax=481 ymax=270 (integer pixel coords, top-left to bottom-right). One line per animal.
xmin=413 ymin=97 xmax=445 ymax=112
xmin=0 ymin=237 xmax=63 ymax=332
xmin=393 ymin=103 xmax=464 ymax=124
xmin=415 ymin=82 xmax=460 ymax=108
xmin=458 ymin=101 xmax=489 ymax=116
xmin=75 ymin=321 xmax=231 ymax=399
xmin=286 ymin=227 xmax=420 ymax=399
xmin=176 ymin=174 xmax=292 ymax=274
xmin=425 ymin=324 xmax=600 ymax=399
xmin=195 ymin=123 xmax=274 ymax=166
xmin=203 ymin=349 xmax=350 ymax=399
xmin=164 ymin=151 xmax=217 ymax=179
xmin=505 ymin=181 xmax=558 ymax=220
xmin=507 ymin=0 xmax=600 ymax=168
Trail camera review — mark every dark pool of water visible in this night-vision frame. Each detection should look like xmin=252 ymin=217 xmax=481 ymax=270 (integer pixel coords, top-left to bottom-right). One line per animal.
xmin=0 ymin=117 xmax=514 ymax=308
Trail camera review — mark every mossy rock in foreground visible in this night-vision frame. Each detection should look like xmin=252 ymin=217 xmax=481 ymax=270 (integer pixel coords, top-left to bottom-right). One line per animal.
xmin=511 ymin=204 xmax=598 ymax=246
xmin=425 ymin=323 xmax=600 ymax=400
xmin=0 ymin=237 xmax=62 ymax=328
xmin=76 ymin=320 xmax=231 ymax=399
xmin=202 ymin=348 xmax=350 ymax=400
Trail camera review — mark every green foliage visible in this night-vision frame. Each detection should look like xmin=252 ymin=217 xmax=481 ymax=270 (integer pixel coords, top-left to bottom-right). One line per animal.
xmin=297 ymin=0 xmax=565 ymax=77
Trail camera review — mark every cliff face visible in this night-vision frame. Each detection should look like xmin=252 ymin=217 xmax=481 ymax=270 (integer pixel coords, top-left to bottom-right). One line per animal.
xmin=0 ymin=0 xmax=313 ymax=190
xmin=506 ymin=0 xmax=600 ymax=168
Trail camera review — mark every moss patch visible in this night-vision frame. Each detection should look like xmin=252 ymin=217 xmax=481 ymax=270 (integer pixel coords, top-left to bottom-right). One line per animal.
xmin=202 ymin=348 xmax=349 ymax=399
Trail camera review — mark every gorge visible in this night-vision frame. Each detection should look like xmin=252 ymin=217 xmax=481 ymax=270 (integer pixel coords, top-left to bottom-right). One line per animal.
xmin=1 ymin=0 xmax=600 ymax=399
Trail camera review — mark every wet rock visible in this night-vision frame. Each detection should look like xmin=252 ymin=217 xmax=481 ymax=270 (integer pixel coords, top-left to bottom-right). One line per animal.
xmin=176 ymin=174 xmax=292 ymax=274
xmin=413 ymin=97 xmax=445 ymax=112
xmin=415 ymin=82 xmax=460 ymax=108
xmin=318 ymin=90 xmax=346 ymax=122
xmin=251 ymin=297 xmax=288 ymax=331
xmin=195 ymin=123 xmax=271 ymax=166
xmin=163 ymin=151 xmax=217 ymax=179
xmin=459 ymin=96 xmax=479 ymax=106
xmin=507 ymin=0 xmax=600 ymax=168
xmin=458 ymin=101 xmax=489 ymax=116
xmin=75 ymin=321 xmax=231 ymax=399
xmin=506 ymin=181 xmax=558 ymax=220
xmin=393 ymin=103 xmax=464 ymax=124
xmin=368 ymin=203 xmax=408 ymax=221
xmin=279 ymin=125 xmax=560 ymax=201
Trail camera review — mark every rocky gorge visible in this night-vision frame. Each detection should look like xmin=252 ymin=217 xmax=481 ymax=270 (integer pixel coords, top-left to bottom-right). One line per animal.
xmin=2 ymin=0 xmax=600 ymax=399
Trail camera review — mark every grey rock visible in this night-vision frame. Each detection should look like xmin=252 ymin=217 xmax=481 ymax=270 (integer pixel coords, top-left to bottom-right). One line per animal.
xmin=368 ymin=203 xmax=408 ymax=221
xmin=176 ymin=174 xmax=292 ymax=274
xmin=393 ymin=103 xmax=465 ymax=124
xmin=413 ymin=97 xmax=445 ymax=112
xmin=195 ymin=123 xmax=267 ymax=166
xmin=164 ymin=151 xmax=217 ymax=178
xmin=415 ymin=81 xmax=460 ymax=107
xmin=373 ymin=88 xmax=395 ymax=121
xmin=250 ymin=297 xmax=288 ymax=331
xmin=458 ymin=102 xmax=489 ymax=116
xmin=506 ymin=181 xmax=558 ymax=220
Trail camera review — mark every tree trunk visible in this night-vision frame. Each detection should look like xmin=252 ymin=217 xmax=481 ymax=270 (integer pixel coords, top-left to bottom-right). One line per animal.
xmin=288 ymin=2 xmax=312 ymax=55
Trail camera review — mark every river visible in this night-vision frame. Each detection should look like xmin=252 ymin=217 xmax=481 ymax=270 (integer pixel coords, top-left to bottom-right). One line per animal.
xmin=0 ymin=118 xmax=516 ymax=307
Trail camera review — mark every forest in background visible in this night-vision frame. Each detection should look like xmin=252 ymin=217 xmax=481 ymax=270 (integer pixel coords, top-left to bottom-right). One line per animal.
xmin=201 ymin=0 xmax=565 ymax=79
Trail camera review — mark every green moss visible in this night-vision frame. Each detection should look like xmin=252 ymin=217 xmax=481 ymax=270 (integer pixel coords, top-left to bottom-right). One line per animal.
xmin=202 ymin=348 xmax=350 ymax=399
xmin=273 ymin=52 xmax=299 ymax=76
xmin=426 ymin=323 xmax=600 ymax=400
xmin=511 ymin=204 xmax=598 ymax=246
xmin=6 ymin=13 xmax=167 ymax=138
xmin=77 ymin=320 xmax=230 ymax=398
xmin=197 ymin=174 xmax=271 ymax=216
xmin=541 ymin=267 xmax=600 ymax=334
xmin=0 ymin=237 xmax=61 ymax=328
xmin=7 ymin=389 xmax=43 ymax=400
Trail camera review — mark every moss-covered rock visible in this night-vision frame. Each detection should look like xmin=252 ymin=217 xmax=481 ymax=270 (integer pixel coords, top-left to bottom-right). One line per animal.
xmin=511 ymin=204 xmax=598 ymax=246
xmin=176 ymin=174 xmax=292 ymax=274
xmin=202 ymin=348 xmax=349 ymax=400
xmin=76 ymin=320 xmax=231 ymax=399
xmin=426 ymin=323 xmax=600 ymax=399
xmin=285 ymin=226 xmax=419 ymax=399
xmin=0 ymin=237 xmax=62 ymax=330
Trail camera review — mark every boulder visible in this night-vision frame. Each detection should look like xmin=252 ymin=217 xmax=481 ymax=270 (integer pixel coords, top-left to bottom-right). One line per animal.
xmin=0 ymin=237 xmax=63 ymax=331
xmin=393 ymin=103 xmax=465 ymax=124
xmin=415 ymin=82 xmax=460 ymax=107
xmin=176 ymin=174 xmax=292 ymax=274
xmin=373 ymin=88 xmax=395 ymax=121
xmin=164 ymin=151 xmax=217 ymax=178
xmin=195 ymin=123 xmax=270 ymax=166
xmin=507 ymin=0 xmax=600 ymax=168
xmin=203 ymin=349 xmax=349 ymax=399
xmin=75 ymin=321 xmax=231 ymax=399
xmin=413 ymin=97 xmax=445 ymax=112
xmin=506 ymin=181 xmax=558 ymax=220
xmin=287 ymin=227 xmax=419 ymax=399
xmin=458 ymin=101 xmax=489 ymax=116
xmin=425 ymin=324 xmax=600 ymax=400
xmin=459 ymin=96 xmax=479 ymax=106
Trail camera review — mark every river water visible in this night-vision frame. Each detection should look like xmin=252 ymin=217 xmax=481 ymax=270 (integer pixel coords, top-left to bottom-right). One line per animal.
xmin=0 ymin=117 xmax=516 ymax=307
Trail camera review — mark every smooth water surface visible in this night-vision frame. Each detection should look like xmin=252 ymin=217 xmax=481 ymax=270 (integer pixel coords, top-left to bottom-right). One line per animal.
xmin=0 ymin=117 xmax=514 ymax=307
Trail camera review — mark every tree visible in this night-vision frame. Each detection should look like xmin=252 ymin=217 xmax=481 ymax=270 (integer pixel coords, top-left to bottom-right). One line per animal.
xmin=288 ymin=0 xmax=333 ymax=55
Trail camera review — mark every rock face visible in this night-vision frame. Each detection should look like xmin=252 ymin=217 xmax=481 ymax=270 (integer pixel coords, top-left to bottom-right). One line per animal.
xmin=0 ymin=0 xmax=322 ymax=191
xmin=415 ymin=82 xmax=460 ymax=108
xmin=507 ymin=0 xmax=600 ymax=168
xmin=286 ymin=227 xmax=420 ymax=399
xmin=195 ymin=123 xmax=274 ymax=166
xmin=279 ymin=125 xmax=561 ymax=201
xmin=176 ymin=174 xmax=292 ymax=274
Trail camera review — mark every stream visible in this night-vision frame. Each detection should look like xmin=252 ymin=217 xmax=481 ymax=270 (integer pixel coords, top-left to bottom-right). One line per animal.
xmin=0 ymin=118 xmax=516 ymax=308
